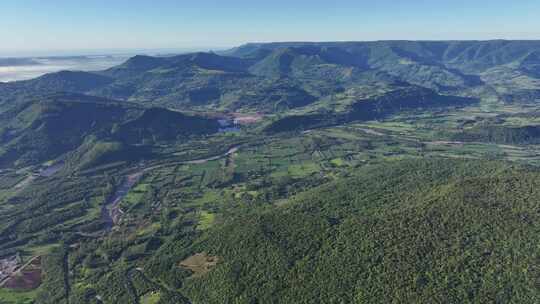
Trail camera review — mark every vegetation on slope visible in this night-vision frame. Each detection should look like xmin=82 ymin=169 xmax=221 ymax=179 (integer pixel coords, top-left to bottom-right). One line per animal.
xmin=113 ymin=107 xmax=219 ymax=145
xmin=265 ymin=87 xmax=477 ymax=133
xmin=3 ymin=40 xmax=538 ymax=112
xmin=182 ymin=159 xmax=539 ymax=303
xmin=0 ymin=93 xmax=219 ymax=168
xmin=1 ymin=40 xmax=540 ymax=304
xmin=453 ymin=124 xmax=540 ymax=144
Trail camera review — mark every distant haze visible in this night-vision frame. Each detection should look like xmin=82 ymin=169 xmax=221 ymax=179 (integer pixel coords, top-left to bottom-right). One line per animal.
xmin=0 ymin=56 xmax=129 ymax=82
xmin=0 ymin=47 xmax=225 ymax=82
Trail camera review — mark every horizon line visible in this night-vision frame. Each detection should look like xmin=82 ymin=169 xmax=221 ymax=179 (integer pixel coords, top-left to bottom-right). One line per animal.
xmin=2 ymin=38 xmax=540 ymax=58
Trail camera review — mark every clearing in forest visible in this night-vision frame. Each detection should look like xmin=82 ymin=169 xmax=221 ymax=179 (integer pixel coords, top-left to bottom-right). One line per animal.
xmin=179 ymin=253 xmax=219 ymax=277
xmin=2 ymin=256 xmax=42 ymax=291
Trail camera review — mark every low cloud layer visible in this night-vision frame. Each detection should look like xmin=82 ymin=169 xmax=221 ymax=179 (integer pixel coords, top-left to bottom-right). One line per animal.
xmin=0 ymin=56 xmax=129 ymax=82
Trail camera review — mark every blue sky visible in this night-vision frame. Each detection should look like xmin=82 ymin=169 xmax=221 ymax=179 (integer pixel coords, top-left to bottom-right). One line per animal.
xmin=1 ymin=0 xmax=539 ymax=54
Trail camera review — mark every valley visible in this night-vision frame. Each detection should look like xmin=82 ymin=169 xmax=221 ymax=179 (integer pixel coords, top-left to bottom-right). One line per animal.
xmin=0 ymin=40 xmax=538 ymax=304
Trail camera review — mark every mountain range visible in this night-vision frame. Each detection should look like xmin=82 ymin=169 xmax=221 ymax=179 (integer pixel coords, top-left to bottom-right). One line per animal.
xmin=1 ymin=40 xmax=539 ymax=169
xmin=1 ymin=40 xmax=539 ymax=114
xmin=1 ymin=40 xmax=539 ymax=304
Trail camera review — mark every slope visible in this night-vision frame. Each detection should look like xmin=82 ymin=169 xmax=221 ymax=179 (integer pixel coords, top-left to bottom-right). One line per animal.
xmin=182 ymin=159 xmax=539 ymax=303
xmin=0 ymin=93 xmax=219 ymax=168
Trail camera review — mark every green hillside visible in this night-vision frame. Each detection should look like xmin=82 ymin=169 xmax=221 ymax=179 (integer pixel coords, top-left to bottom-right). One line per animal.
xmin=2 ymin=41 xmax=538 ymax=112
xmin=182 ymin=159 xmax=539 ymax=303
xmin=113 ymin=107 xmax=220 ymax=145
xmin=1 ymin=40 xmax=540 ymax=304
xmin=265 ymin=87 xmax=477 ymax=133
xmin=452 ymin=123 xmax=540 ymax=144
xmin=0 ymin=93 xmax=219 ymax=168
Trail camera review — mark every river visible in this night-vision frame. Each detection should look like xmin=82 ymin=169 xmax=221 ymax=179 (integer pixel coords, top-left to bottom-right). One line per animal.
xmin=100 ymin=144 xmax=241 ymax=230
xmin=101 ymin=172 xmax=143 ymax=230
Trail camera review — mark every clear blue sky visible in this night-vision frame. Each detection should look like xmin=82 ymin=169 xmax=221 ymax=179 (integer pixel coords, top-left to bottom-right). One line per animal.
xmin=1 ymin=0 xmax=539 ymax=54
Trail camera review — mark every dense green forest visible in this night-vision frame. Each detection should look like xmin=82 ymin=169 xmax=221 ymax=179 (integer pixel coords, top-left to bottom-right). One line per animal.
xmin=1 ymin=40 xmax=539 ymax=304
xmin=2 ymin=40 xmax=540 ymax=112
xmin=181 ymin=159 xmax=539 ymax=303
xmin=265 ymin=87 xmax=477 ymax=133
xmin=0 ymin=93 xmax=219 ymax=168
xmin=453 ymin=124 xmax=540 ymax=144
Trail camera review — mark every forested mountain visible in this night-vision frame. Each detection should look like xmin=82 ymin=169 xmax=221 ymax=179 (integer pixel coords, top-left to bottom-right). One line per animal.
xmin=265 ymin=86 xmax=477 ymax=133
xmin=227 ymin=40 xmax=540 ymax=90
xmin=1 ymin=40 xmax=539 ymax=304
xmin=2 ymin=40 xmax=539 ymax=113
xmin=181 ymin=159 xmax=539 ymax=303
xmin=453 ymin=124 xmax=540 ymax=144
xmin=0 ymin=93 xmax=219 ymax=168
xmin=227 ymin=40 xmax=540 ymax=74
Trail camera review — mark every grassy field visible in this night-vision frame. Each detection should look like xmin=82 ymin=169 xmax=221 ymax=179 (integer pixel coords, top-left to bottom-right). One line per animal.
xmin=0 ymin=288 xmax=39 ymax=304
xmin=140 ymin=291 xmax=161 ymax=304
xmin=197 ymin=211 xmax=216 ymax=230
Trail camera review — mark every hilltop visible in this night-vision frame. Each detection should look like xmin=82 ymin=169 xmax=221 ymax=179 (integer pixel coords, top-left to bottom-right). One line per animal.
xmin=0 ymin=40 xmax=538 ymax=114
xmin=0 ymin=93 xmax=219 ymax=168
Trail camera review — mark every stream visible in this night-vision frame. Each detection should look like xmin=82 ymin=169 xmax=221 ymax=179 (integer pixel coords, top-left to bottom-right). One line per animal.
xmin=100 ymin=145 xmax=241 ymax=231
xmin=101 ymin=172 xmax=143 ymax=230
